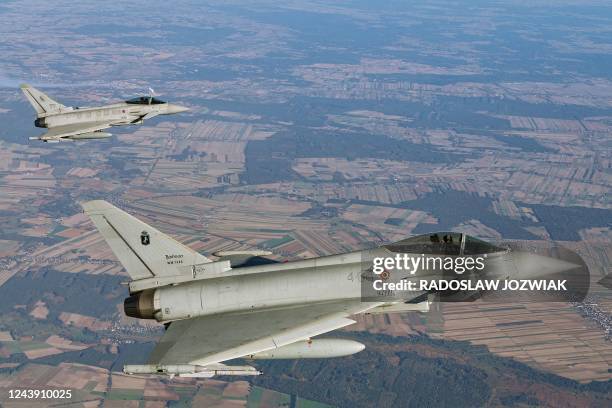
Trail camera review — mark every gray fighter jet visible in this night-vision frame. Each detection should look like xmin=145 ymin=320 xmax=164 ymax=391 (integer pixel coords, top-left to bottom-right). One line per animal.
xmin=81 ymin=200 xmax=585 ymax=378
xmin=20 ymin=84 xmax=189 ymax=142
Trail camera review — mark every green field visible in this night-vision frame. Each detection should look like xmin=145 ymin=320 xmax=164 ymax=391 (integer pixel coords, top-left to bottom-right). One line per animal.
xmin=105 ymin=388 xmax=144 ymax=400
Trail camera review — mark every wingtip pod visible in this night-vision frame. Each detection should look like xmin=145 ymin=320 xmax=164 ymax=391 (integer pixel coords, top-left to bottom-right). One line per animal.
xmin=19 ymin=83 xmax=30 ymax=89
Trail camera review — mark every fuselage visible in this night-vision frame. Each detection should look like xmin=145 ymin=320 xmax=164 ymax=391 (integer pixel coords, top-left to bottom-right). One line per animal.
xmin=34 ymin=101 xmax=186 ymax=129
xmin=128 ymin=251 xmax=372 ymax=323
xmin=127 ymin=244 xmax=523 ymax=324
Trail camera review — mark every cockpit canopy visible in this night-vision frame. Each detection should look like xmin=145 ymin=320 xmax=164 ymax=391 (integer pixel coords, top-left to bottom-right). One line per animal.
xmin=125 ymin=96 xmax=166 ymax=105
xmin=384 ymin=232 xmax=505 ymax=256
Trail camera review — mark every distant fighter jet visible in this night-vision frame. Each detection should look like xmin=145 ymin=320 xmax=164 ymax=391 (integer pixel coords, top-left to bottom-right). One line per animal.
xmin=20 ymin=84 xmax=189 ymax=142
xmin=81 ymin=200 xmax=584 ymax=378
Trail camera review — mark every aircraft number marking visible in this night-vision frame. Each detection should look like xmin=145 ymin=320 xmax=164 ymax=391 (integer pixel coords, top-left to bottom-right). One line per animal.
xmin=165 ymin=254 xmax=184 ymax=265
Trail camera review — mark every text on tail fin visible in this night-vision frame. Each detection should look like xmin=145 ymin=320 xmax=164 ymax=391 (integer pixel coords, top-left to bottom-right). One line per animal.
xmin=81 ymin=200 xmax=211 ymax=282
xmin=20 ymin=84 xmax=67 ymax=115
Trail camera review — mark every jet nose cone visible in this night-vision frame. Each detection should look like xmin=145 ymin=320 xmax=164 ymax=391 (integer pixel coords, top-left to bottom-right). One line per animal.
xmin=511 ymin=251 xmax=581 ymax=278
xmin=166 ymin=104 xmax=189 ymax=114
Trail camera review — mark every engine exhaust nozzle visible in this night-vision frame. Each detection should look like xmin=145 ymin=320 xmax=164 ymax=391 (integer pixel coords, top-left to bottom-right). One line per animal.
xmin=124 ymin=290 xmax=157 ymax=319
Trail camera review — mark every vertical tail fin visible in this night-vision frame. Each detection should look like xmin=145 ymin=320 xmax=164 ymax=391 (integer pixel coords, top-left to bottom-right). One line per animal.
xmin=20 ymin=84 xmax=67 ymax=116
xmin=81 ymin=200 xmax=211 ymax=281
